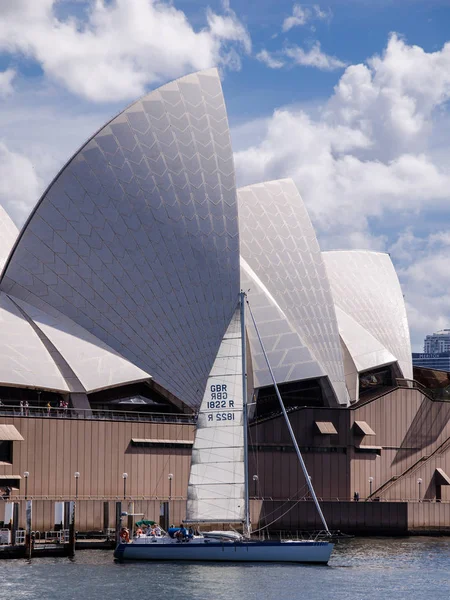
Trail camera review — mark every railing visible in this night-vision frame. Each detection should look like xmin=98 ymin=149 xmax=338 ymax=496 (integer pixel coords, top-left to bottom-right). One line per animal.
xmin=252 ymin=496 xmax=450 ymax=504
xmin=0 ymin=528 xmax=11 ymax=545
xmin=396 ymin=378 xmax=429 ymax=394
xmin=45 ymin=530 xmax=69 ymax=543
xmin=4 ymin=494 xmax=188 ymax=501
xmin=14 ymin=530 xmax=25 ymax=545
xmin=0 ymin=404 xmax=196 ymax=424
xmin=396 ymin=378 xmax=450 ymax=401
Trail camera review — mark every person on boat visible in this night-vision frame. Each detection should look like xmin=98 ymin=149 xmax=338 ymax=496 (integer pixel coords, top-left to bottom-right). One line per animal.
xmin=135 ymin=526 xmax=143 ymax=537
xmin=174 ymin=529 xmax=182 ymax=542
xmin=120 ymin=527 xmax=130 ymax=543
xmin=154 ymin=524 xmax=161 ymax=536
xmin=178 ymin=525 xmax=188 ymax=542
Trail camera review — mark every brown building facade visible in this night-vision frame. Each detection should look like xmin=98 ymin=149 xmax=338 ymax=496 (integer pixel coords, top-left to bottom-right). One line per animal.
xmin=1 ymin=381 xmax=450 ymax=533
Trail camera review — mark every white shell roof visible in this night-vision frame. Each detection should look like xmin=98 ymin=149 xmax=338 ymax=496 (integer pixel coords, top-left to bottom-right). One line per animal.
xmin=0 ymin=292 xmax=70 ymax=392
xmin=14 ymin=298 xmax=151 ymax=394
xmin=323 ymin=250 xmax=413 ymax=380
xmin=335 ymin=305 xmax=397 ymax=373
xmin=241 ymin=258 xmax=325 ymax=388
xmin=0 ymin=205 xmax=18 ymax=273
xmin=238 ymin=179 xmax=349 ymax=406
xmin=0 ymin=69 xmax=239 ymax=409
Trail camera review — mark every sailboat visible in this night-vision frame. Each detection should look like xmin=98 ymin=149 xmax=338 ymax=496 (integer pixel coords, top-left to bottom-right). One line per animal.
xmin=114 ymin=292 xmax=333 ymax=563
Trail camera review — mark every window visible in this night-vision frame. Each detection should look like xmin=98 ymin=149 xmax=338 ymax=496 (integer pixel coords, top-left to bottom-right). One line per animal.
xmin=0 ymin=441 xmax=12 ymax=463
xmin=130 ymin=439 xmax=193 ymax=449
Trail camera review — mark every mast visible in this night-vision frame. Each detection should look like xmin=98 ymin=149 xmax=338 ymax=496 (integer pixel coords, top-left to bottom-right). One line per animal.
xmin=240 ymin=291 xmax=251 ymax=538
xmin=246 ymin=298 xmax=331 ymax=536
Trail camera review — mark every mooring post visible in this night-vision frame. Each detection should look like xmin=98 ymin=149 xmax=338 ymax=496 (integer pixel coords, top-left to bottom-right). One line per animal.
xmin=127 ymin=501 xmax=134 ymax=534
xmin=68 ymin=501 xmax=76 ymax=557
xmin=25 ymin=500 xmax=32 ymax=560
xmin=115 ymin=501 xmax=122 ymax=545
xmin=12 ymin=503 xmax=19 ymax=546
xmin=103 ymin=501 xmax=109 ymax=536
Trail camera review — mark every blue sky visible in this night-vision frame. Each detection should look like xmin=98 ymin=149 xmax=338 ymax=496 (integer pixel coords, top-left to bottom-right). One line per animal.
xmin=1 ymin=0 xmax=450 ymax=351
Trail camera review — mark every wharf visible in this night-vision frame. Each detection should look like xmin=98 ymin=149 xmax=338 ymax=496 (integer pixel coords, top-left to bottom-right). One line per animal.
xmin=0 ymin=538 xmax=115 ymax=559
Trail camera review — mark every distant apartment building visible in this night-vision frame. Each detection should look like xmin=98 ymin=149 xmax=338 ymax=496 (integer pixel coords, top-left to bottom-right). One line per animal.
xmin=424 ymin=329 xmax=450 ymax=353
xmin=412 ymin=352 xmax=450 ymax=371
xmin=411 ymin=330 xmax=450 ymax=371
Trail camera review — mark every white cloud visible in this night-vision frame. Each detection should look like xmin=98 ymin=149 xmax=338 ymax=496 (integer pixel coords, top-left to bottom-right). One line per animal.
xmin=390 ymin=231 xmax=450 ymax=349
xmin=234 ymin=34 xmax=450 ymax=348
xmin=282 ymin=4 xmax=308 ymax=31
xmin=0 ymin=69 xmax=16 ymax=97
xmin=256 ymin=42 xmax=345 ymax=73
xmin=282 ymin=4 xmax=329 ymax=32
xmin=0 ymin=142 xmax=41 ymax=224
xmin=285 ymin=42 xmax=346 ymax=71
xmin=0 ymin=79 xmax=116 ymax=225
xmin=326 ymin=34 xmax=450 ymax=159
xmin=0 ymin=0 xmax=251 ymax=102
xmin=256 ymin=49 xmax=284 ymax=69
xmin=236 ymin=34 xmax=450 ymax=233
xmin=313 ymin=5 xmax=331 ymax=21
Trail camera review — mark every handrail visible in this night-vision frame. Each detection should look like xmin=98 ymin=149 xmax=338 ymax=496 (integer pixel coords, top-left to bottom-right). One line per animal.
xmin=0 ymin=404 xmax=196 ymax=424
xmin=3 ymin=494 xmax=188 ymax=501
xmin=368 ymin=429 xmax=450 ymax=499
xmin=1 ymin=495 xmax=449 ymax=504
xmin=250 ymin=379 xmax=450 ymax=426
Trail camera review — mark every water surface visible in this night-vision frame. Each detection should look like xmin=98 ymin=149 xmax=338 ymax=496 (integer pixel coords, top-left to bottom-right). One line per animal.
xmin=0 ymin=537 xmax=449 ymax=600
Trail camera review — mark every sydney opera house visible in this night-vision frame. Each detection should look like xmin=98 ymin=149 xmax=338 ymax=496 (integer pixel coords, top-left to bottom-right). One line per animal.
xmin=1 ymin=69 xmax=450 ymax=535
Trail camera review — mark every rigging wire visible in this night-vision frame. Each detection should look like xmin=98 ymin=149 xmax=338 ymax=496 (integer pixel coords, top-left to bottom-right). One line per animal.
xmin=250 ymin=482 xmax=310 ymax=526
xmin=245 ymin=295 xmax=331 ymax=536
xmin=251 ymin=492 xmax=310 ymax=534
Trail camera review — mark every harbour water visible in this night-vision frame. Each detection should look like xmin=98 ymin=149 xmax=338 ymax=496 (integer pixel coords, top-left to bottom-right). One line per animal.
xmin=0 ymin=537 xmax=449 ymax=600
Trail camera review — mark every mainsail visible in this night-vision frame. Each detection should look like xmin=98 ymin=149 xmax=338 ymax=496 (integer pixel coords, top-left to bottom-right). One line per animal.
xmin=185 ymin=306 xmax=245 ymax=523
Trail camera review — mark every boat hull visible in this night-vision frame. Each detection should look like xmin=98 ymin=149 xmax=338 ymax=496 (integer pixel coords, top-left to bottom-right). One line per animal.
xmin=114 ymin=540 xmax=333 ymax=564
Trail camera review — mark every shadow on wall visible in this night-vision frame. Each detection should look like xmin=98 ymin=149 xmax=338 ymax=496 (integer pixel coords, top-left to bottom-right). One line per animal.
xmin=393 ymin=398 xmax=450 ymax=466
xmin=423 ymin=475 xmax=436 ymax=501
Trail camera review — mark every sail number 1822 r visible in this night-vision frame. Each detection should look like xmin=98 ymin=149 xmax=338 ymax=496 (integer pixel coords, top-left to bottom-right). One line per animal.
xmin=207 ymin=412 xmax=235 ymax=422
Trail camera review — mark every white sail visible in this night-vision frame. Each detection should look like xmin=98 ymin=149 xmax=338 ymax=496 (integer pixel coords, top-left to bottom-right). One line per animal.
xmin=186 ymin=307 xmax=245 ymax=523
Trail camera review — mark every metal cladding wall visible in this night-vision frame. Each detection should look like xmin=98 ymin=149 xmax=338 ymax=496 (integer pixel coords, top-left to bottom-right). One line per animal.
xmin=323 ymin=250 xmax=413 ymax=380
xmin=249 ymin=408 xmax=351 ymax=501
xmin=238 ymin=179 xmax=349 ymax=406
xmin=350 ymin=388 xmax=450 ymax=502
xmin=0 ymin=69 xmax=239 ymax=410
xmin=0 ymin=205 xmax=18 ymax=272
xmin=0 ymin=415 xmax=194 ymax=499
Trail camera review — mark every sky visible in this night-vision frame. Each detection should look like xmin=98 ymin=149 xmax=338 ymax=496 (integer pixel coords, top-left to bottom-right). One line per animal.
xmin=1 ymin=0 xmax=450 ymax=351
